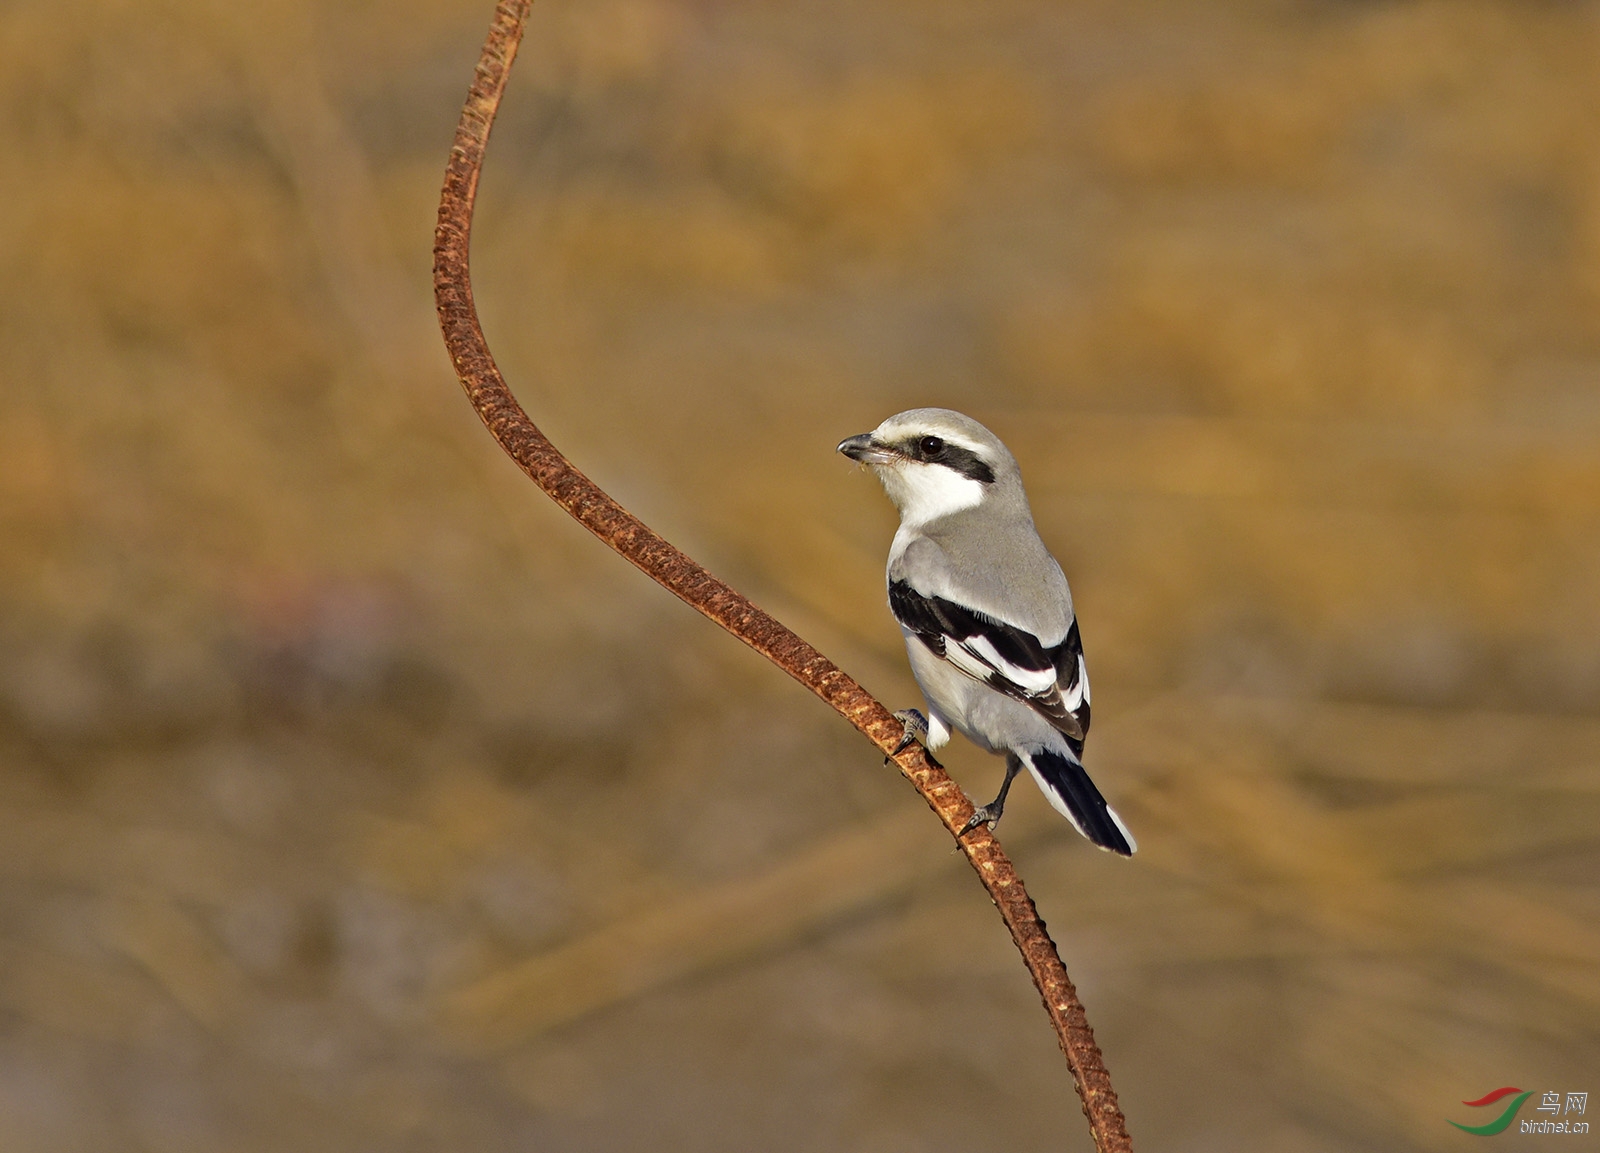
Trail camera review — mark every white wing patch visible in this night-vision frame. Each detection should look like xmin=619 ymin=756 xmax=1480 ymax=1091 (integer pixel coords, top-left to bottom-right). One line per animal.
xmin=941 ymin=641 xmax=998 ymax=685
xmin=1061 ymin=655 xmax=1089 ymax=711
xmin=962 ymin=633 xmax=1057 ymax=695
xmin=888 ymin=579 xmax=1090 ymax=742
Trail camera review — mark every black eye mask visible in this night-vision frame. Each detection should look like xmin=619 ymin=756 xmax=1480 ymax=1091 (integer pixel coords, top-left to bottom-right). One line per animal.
xmin=897 ymin=436 xmax=996 ymax=484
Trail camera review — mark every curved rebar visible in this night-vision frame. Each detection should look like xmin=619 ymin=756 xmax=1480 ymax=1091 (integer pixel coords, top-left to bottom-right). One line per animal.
xmin=431 ymin=3 xmax=1132 ymax=1149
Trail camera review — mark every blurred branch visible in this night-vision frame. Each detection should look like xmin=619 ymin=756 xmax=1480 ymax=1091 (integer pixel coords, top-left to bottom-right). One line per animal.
xmin=431 ymin=3 xmax=1131 ymax=1150
xmin=234 ymin=9 xmax=428 ymax=385
xmin=442 ymin=786 xmax=1082 ymax=1049
xmin=444 ymin=684 xmax=1600 ymax=1044
xmin=442 ymin=802 xmax=960 ymax=1048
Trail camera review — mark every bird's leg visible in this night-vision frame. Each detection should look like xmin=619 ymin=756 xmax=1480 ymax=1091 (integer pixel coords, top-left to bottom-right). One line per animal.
xmin=959 ymin=752 xmax=1023 ymax=836
xmin=889 ymin=709 xmax=942 ymax=767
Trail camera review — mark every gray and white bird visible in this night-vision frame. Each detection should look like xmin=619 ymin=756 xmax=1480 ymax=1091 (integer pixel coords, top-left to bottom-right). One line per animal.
xmin=838 ymin=408 xmax=1136 ymax=855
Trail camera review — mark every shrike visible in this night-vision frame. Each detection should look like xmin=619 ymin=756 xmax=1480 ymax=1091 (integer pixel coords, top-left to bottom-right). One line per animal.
xmin=838 ymin=408 xmax=1135 ymax=855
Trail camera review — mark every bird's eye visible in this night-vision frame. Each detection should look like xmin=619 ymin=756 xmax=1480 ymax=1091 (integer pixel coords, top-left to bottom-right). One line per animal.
xmin=918 ymin=435 xmax=944 ymax=455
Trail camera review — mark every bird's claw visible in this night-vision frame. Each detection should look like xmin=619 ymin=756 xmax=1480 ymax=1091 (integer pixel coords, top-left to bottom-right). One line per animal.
xmin=891 ymin=709 xmax=928 ymax=754
xmin=958 ymin=801 xmax=1004 ymax=837
xmin=888 ymin=709 xmax=941 ymax=767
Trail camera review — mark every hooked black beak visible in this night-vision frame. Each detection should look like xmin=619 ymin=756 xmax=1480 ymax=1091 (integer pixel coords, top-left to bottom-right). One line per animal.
xmin=837 ymin=433 xmax=897 ymax=465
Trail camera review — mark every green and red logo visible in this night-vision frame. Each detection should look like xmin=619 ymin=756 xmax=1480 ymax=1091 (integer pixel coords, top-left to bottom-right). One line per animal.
xmin=1450 ymin=1088 xmax=1534 ymax=1135
xmin=1449 ymin=1087 xmax=1590 ymax=1135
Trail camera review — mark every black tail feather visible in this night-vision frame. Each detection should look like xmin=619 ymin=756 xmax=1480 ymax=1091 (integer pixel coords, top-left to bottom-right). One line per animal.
xmin=1022 ymin=746 xmax=1136 ymax=856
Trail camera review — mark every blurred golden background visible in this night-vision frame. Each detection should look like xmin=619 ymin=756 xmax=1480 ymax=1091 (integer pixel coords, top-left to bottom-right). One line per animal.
xmin=3 ymin=0 xmax=1598 ymax=1148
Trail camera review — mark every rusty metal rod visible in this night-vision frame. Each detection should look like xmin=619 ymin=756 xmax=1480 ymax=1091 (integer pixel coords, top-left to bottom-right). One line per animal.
xmin=431 ymin=3 xmax=1132 ymax=1148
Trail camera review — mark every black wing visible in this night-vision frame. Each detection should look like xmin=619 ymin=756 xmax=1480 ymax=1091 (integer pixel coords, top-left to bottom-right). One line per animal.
xmin=889 ymin=579 xmax=1090 ymax=742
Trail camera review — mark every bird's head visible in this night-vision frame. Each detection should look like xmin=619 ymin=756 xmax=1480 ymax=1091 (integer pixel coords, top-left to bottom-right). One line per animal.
xmin=837 ymin=408 xmax=1019 ymax=527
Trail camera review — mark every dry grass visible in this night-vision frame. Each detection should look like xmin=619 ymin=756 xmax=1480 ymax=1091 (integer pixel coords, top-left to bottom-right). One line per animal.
xmin=1 ymin=0 xmax=1597 ymax=1149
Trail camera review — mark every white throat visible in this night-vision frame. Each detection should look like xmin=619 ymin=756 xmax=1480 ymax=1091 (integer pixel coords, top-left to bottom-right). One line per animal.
xmin=875 ymin=460 xmax=986 ymax=530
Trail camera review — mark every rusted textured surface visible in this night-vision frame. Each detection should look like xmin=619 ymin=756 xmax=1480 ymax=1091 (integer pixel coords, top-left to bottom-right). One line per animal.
xmin=432 ymin=1 xmax=1131 ymax=1149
